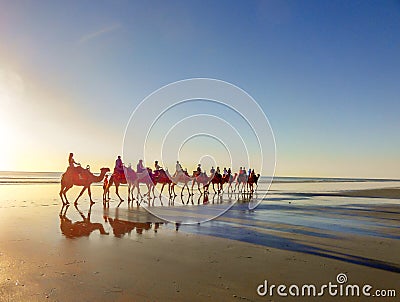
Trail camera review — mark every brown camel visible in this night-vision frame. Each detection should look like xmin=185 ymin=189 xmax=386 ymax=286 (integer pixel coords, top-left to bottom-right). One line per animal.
xmin=152 ymin=169 xmax=174 ymax=197
xmin=247 ymin=173 xmax=260 ymax=192
xmin=59 ymin=167 xmax=110 ymax=205
xmin=106 ymin=169 xmax=128 ymax=203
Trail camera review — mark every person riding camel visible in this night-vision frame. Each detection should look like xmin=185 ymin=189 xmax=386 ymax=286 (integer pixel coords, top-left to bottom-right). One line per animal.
xmin=223 ymin=167 xmax=228 ymax=176
xmin=67 ymin=153 xmax=85 ymax=179
xmin=210 ymin=166 xmax=215 ymax=175
xmin=68 ymin=153 xmax=80 ymax=168
xmin=174 ymin=161 xmax=183 ymax=176
xmin=137 ymin=159 xmax=145 ymax=173
xmin=216 ymin=167 xmax=221 ymax=177
xmin=196 ymin=164 xmax=202 ymax=174
xmin=154 ymin=161 xmax=162 ymax=171
xmin=154 ymin=160 xmax=162 ymax=177
xmin=115 ymin=156 xmax=124 ymax=174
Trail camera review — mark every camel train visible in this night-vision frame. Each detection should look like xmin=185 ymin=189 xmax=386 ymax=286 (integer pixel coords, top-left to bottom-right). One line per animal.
xmin=60 ymin=154 xmax=260 ymax=206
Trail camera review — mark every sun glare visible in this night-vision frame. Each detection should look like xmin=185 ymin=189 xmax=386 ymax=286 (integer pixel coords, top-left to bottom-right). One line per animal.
xmin=0 ymin=70 xmax=22 ymax=171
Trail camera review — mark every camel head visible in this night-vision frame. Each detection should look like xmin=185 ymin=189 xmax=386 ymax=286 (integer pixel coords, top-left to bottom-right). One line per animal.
xmin=100 ymin=167 xmax=111 ymax=174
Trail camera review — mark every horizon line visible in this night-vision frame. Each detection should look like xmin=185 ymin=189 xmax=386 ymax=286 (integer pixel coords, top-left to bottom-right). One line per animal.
xmin=0 ymin=170 xmax=399 ymax=181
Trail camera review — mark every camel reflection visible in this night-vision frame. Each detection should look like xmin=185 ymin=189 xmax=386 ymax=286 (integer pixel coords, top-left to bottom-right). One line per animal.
xmin=103 ymin=208 xmax=162 ymax=237
xmin=59 ymin=204 xmax=109 ymax=238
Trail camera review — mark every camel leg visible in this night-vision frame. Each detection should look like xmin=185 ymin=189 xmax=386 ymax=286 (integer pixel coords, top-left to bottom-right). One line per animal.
xmin=75 ymin=186 xmax=87 ymax=205
xmin=59 ymin=186 xmax=65 ymax=204
xmin=115 ymin=184 xmax=124 ymax=202
xmin=160 ymin=183 xmax=165 ymax=196
xmin=136 ymin=183 xmax=142 ymax=200
xmin=212 ymin=183 xmax=216 ymax=193
xmin=146 ymin=184 xmax=152 ymax=200
xmin=88 ymin=186 xmax=94 ymax=204
xmin=129 ymin=184 xmax=136 ymax=203
xmin=128 ymin=185 xmax=131 ymax=203
xmin=62 ymin=185 xmax=72 ymax=204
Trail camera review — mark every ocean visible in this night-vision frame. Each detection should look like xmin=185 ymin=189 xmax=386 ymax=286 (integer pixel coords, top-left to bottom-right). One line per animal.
xmin=0 ymin=171 xmax=398 ymax=186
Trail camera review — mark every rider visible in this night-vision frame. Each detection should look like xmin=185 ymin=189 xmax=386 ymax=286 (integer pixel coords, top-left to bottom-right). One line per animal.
xmin=216 ymin=167 xmax=221 ymax=175
xmin=154 ymin=160 xmax=162 ymax=177
xmin=68 ymin=153 xmax=84 ymax=178
xmin=210 ymin=166 xmax=215 ymax=175
xmin=68 ymin=153 xmax=80 ymax=168
xmin=115 ymin=156 xmax=124 ymax=174
xmin=223 ymin=167 xmax=228 ymax=176
xmin=175 ymin=161 xmax=183 ymax=173
xmin=196 ymin=164 xmax=202 ymax=174
xmin=137 ymin=159 xmax=145 ymax=173
xmin=154 ymin=160 xmax=162 ymax=171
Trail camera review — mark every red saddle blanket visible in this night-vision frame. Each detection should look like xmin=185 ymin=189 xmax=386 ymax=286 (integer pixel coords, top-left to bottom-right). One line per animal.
xmin=71 ymin=172 xmax=90 ymax=185
xmin=113 ymin=171 xmax=126 ymax=183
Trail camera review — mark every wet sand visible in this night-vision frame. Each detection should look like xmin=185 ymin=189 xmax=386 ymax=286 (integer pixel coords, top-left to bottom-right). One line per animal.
xmin=333 ymin=187 xmax=400 ymax=199
xmin=289 ymin=187 xmax=400 ymax=200
xmin=0 ymin=184 xmax=399 ymax=301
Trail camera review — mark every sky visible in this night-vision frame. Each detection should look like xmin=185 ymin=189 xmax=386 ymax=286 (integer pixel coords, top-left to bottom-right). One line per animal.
xmin=0 ymin=0 xmax=399 ymax=178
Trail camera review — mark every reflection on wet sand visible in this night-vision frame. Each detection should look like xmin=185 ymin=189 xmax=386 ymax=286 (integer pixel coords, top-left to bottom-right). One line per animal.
xmin=59 ymin=204 xmax=109 ymax=238
xmin=59 ymin=190 xmax=260 ymax=239
xmin=103 ymin=208 xmax=163 ymax=237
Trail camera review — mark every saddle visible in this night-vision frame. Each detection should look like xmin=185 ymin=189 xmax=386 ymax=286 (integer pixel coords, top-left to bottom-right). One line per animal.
xmin=67 ymin=166 xmax=90 ymax=183
xmin=113 ymin=170 xmax=126 ymax=183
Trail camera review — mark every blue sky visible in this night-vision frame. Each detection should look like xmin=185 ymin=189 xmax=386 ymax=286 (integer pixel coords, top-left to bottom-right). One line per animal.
xmin=0 ymin=0 xmax=399 ymax=178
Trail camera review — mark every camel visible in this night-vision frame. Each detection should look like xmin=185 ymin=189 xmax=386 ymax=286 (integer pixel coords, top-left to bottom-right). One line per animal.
xmin=105 ymin=166 xmax=154 ymax=205
xmin=152 ymin=169 xmax=174 ymax=197
xmin=123 ymin=165 xmax=155 ymax=204
xmin=209 ymin=173 xmax=231 ymax=194
xmin=59 ymin=167 xmax=110 ymax=205
xmin=235 ymin=172 xmax=248 ymax=193
xmin=105 ymin=169 xmax=128 ymax=203
xmin=247 ymin=173 xmax=260 ymax=192
xmin=227 ymin=173 xmax=238 ymax=193
xmin=165 ymin=170 xmax=192 ymax=196
xmin=191 ymin=171 xmax=213 ymax=194
xmin=220 ymin=173 xmax=231 ymax=192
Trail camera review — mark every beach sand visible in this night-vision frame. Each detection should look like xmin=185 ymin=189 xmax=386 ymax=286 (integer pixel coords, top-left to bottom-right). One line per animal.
xmin=0 ymin=184 xmax=399 ymax=301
